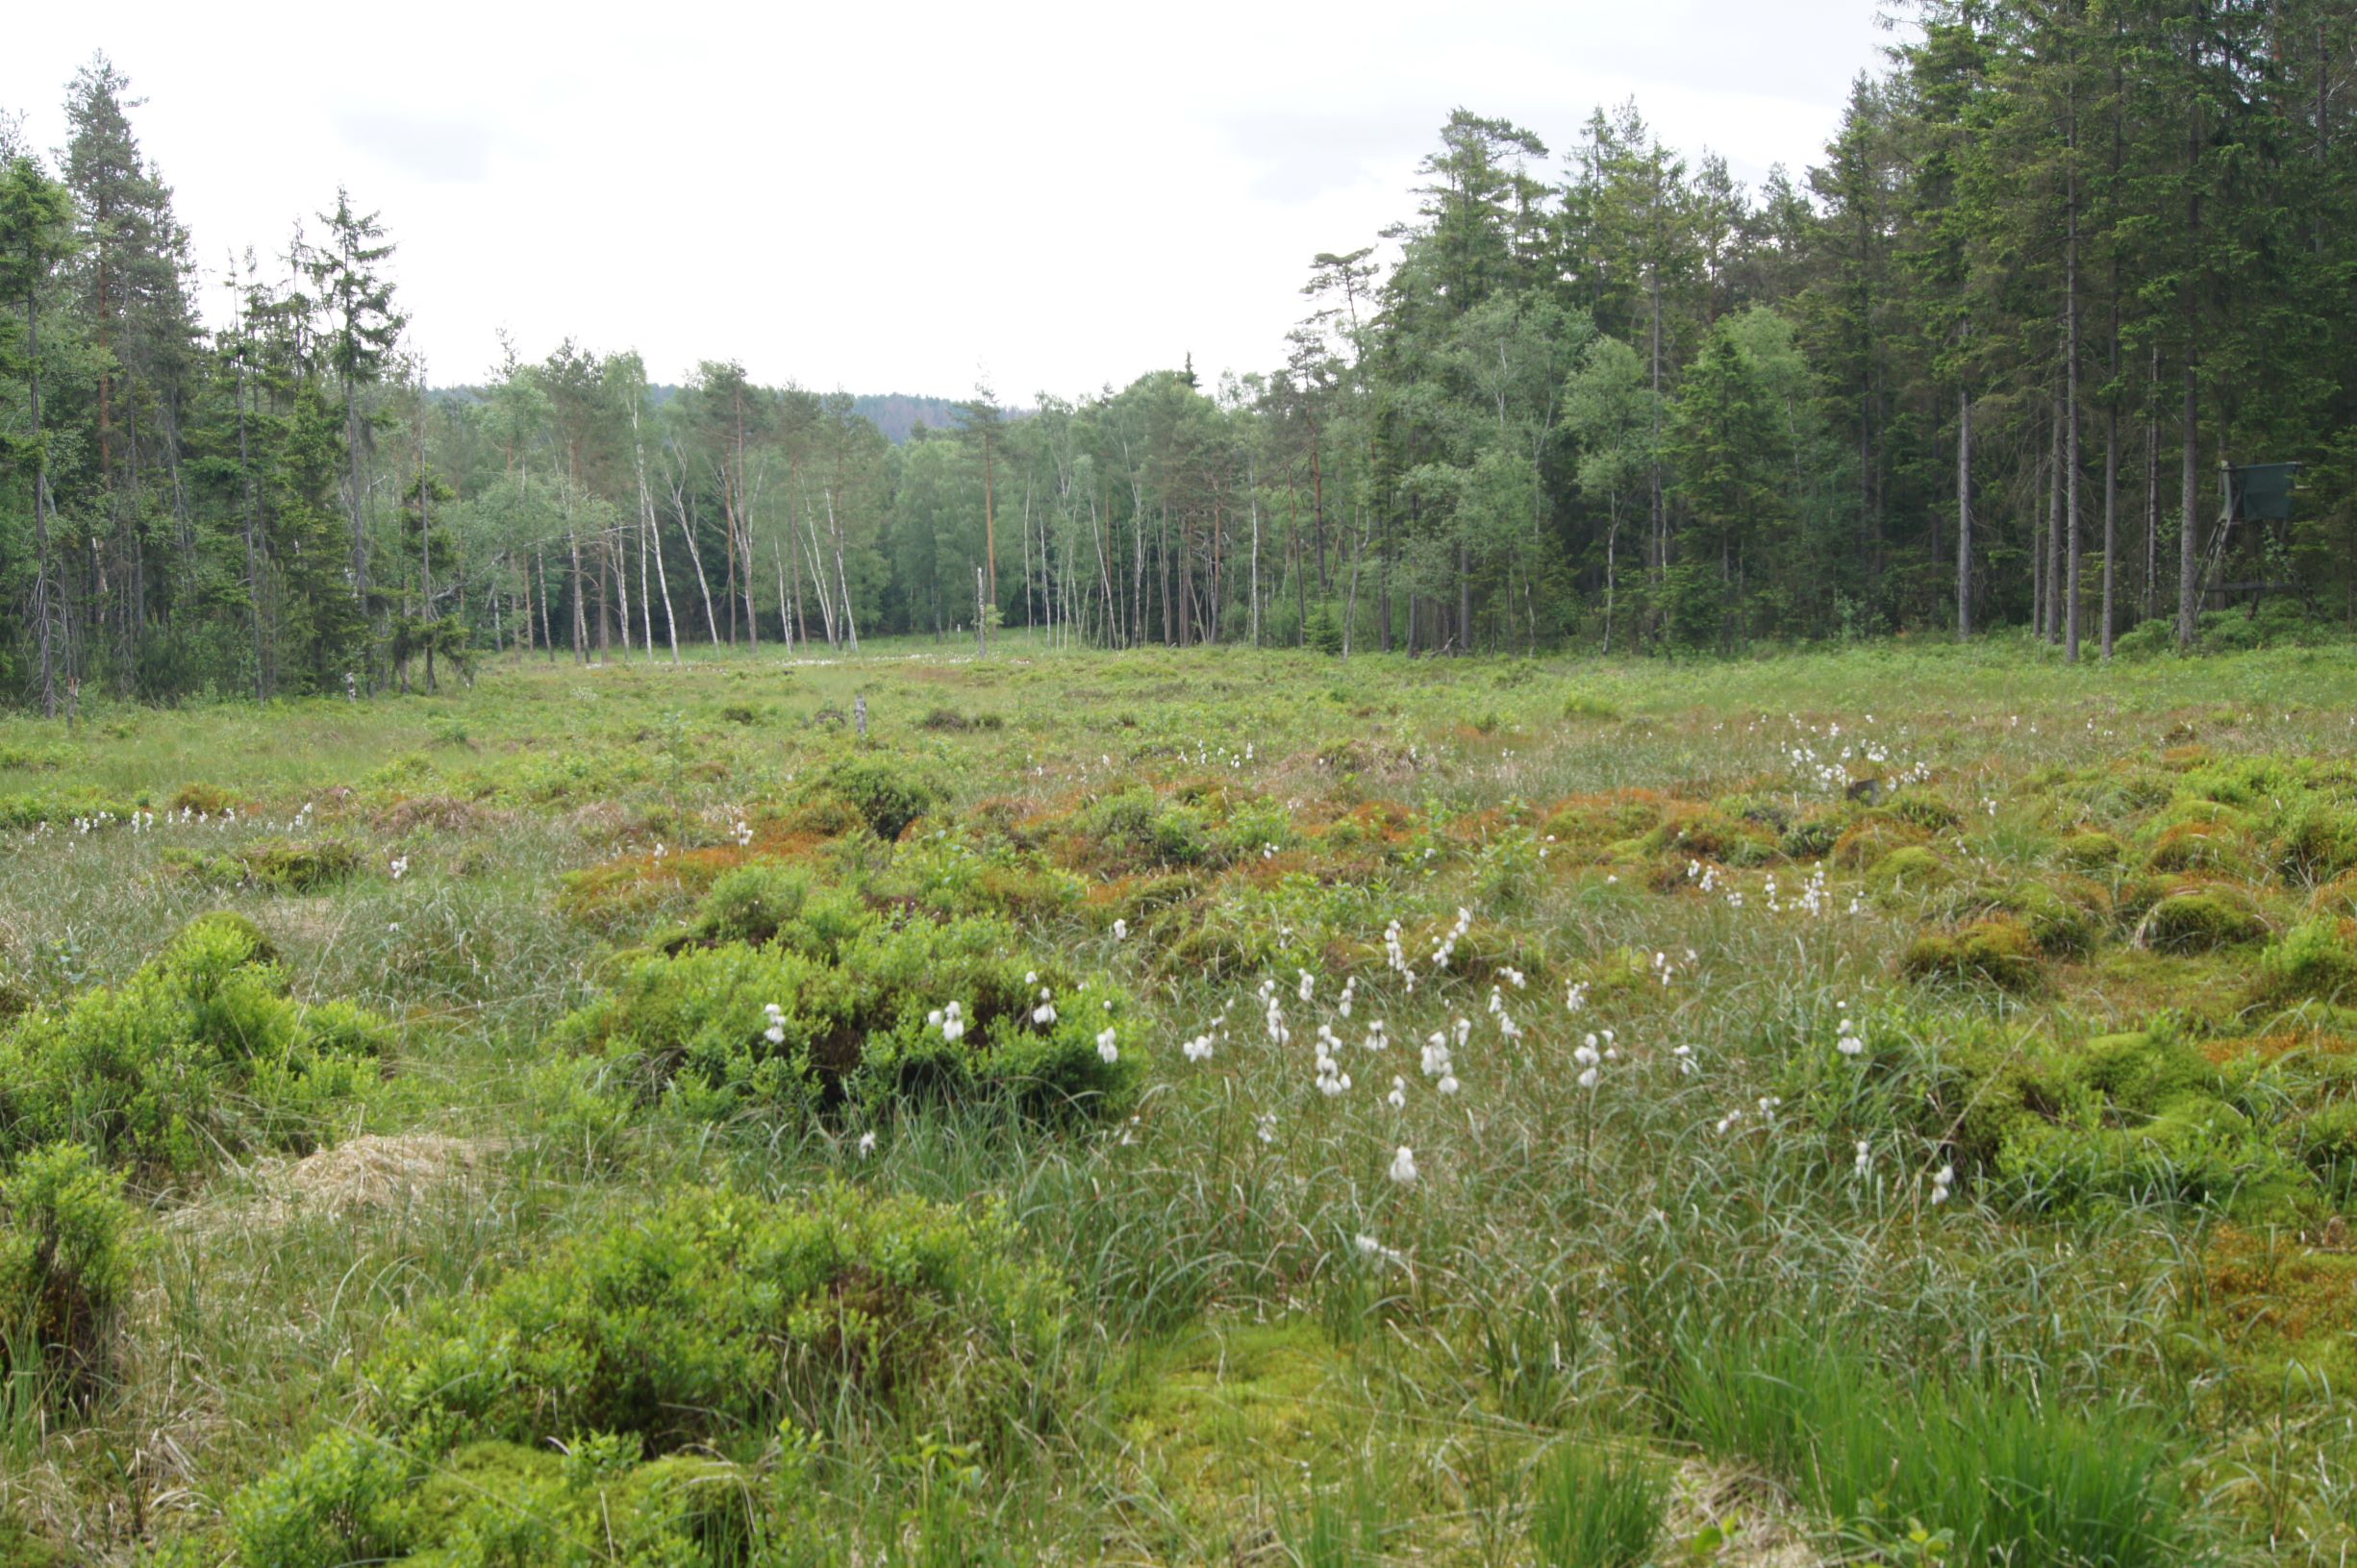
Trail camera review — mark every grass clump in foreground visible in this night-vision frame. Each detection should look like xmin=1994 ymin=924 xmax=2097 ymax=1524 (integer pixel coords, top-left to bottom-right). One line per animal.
xmin=1671 ymin=1319 xmax=2183 ymax=1566
xmin=1527 ymin=1443 xmax=1670 ymax=1567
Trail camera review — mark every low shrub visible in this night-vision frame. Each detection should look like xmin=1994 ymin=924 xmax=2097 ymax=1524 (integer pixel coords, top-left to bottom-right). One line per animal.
xmin=669 ymin=860 xmax=816 ymax=948
xmin=218 ymin=1183 xmax=1063 ymax=1564
xmin=1906 ymin=1025 xmax=2321 ymax=1219
xmin=0 ymin=913 xmax=389 ymax=1175
xmin=369 ymin=1182 xmax=1066 ymax=1457
xmin=559 ymin=913 xmax=1136 ymax=1122
xmin=875 ymin=832 xmax=1085 ymax=923
xmin=226 ymin=1428 xmax=414 ymax=1568
xmin=797 ymin=754 xmax=941 ymax=841
xmin=0 ymin=792 xmax=142 ymax=831
xmin=2110 ymin=617 xmax=2175 ymax=661
xmin=1069 ymin=786 xmax=1211 ymax=872
xmin=917 ymin=706 xmax=1003 ymax=732
xmin=0 ymin=1142 xmax=141 ymax=1410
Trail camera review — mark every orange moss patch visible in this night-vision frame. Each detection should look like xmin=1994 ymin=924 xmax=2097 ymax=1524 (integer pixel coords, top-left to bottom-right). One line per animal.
xmin=1442 ymin=807 xmax=1518 ymax=846
xmin=554 ymin=834 xmax=829 ymax=927
xmin=2199 ymin=1226 xmax=2357 ymax=1343
xmin=2203 ymin=1029 xmax=2357 ymax=1067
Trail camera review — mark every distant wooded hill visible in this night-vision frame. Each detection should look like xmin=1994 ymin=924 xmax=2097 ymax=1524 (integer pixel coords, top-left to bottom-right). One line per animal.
xmin=431 ymin=386 xmax=991 ymax=445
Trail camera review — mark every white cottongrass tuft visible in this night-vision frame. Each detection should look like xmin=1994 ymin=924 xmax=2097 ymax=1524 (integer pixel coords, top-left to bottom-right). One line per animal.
xmin=1389 ymin=1145 xmax=1419 ymax=1184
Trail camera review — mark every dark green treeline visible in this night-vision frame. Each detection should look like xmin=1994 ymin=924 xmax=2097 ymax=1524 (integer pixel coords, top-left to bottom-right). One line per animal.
xmin=4 ymin=7 xmax=2354 ymax=706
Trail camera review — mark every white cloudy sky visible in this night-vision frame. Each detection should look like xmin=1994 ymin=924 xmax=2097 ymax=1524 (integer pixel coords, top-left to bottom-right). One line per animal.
xmin=5 ymin=0 xmax=1901 ymax=399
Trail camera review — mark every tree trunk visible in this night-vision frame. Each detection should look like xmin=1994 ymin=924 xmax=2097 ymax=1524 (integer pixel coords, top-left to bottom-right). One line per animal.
xmin=2177 ymin=365 xmax=2198 ymax=647
xmin=28 ymin=275 xmax=55 ymax=718
xmin=1956 ymin=387 xmax=1972 ymax=639
xmin=236 ymin=333 xmax=265 ymax=699
xmin=420 ymin=465 xmax=437 ymax=692
xmin=2064 ymin=106 xmax=2083 ymax=664
xmin=1604 ymin=493 xmax=1620 ymax=655
xmin=567 ymin=531 xmax=589 ymax=662
xmin=634 ymin=403 xmax=676 ymax=661
xmin=1457 ymin=543 xmax=1472 ymax=655
xmin=1248 ymin=455 xmax=1262 ymax=647
xmin=2144 ymin=375 xmax=2159 ymax=622
xmin=826 ymin=485 xmax=860 ymax=652
xmin=2103 ymin=404 xmax=2119 ymax=660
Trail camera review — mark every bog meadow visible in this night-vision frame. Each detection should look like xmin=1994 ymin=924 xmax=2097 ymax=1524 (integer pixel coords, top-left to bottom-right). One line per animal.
xmin=9 ymin=4 xmax=2357 ymax=1563
xmin=5 ymin=636 xmax=2357 ymax=1566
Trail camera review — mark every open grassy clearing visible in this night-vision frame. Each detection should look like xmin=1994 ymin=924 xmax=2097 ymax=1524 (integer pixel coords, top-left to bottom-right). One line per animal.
xmin=3 ymin=632 xmax=2356 ymax=1565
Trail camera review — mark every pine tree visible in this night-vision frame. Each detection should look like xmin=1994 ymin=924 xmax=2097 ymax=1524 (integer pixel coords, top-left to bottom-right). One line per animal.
xmin=308 ymin=187 xmax=405 ymax=664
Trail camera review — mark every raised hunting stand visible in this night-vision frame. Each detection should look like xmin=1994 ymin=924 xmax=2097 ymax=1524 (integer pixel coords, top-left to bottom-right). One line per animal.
xmin=2199 ymin=460 xmax=2300 ymax=613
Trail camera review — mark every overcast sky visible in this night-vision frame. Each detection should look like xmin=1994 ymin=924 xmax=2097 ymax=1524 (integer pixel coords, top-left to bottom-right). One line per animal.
xmin=5 ymin=0 xmax=1902 ymax=400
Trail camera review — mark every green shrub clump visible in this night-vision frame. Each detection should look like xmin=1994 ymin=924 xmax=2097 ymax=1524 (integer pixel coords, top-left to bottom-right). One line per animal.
xmin=1071 ymin=785 xmax=1212 ymax=871
xmin=217 ymin=1184 xmax=1064 ymax=1566
xmin=0 ymin=1142 xmax=141 ymax=1409
xmin=370 ymin=1182 xmax=1065 ymax=1455
xmin=0 ymin=912 xmax=389 ymax=1175
xmin=798 ymin=754 xmax=941 ymax=841
xmin=561 ymin=910 xmax=1136 ymax=1121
